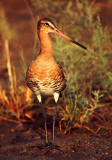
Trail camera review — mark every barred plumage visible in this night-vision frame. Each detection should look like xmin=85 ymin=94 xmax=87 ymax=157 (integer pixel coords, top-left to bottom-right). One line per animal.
xmin=26 ymin=59 xmax=66 ymax=97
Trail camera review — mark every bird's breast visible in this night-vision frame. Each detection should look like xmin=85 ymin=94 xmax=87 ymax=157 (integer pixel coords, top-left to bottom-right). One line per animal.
xmin=26 ymin=57 xmax=66 ymax=96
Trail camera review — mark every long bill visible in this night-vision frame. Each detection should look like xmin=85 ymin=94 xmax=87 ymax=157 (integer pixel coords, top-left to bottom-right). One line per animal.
xmin=53 ymin=28 xmax=87 ymax=50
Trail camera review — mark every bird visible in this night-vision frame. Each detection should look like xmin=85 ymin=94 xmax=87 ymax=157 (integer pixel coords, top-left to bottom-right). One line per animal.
xmin=26 ymin=17 xmax=87 ymax=153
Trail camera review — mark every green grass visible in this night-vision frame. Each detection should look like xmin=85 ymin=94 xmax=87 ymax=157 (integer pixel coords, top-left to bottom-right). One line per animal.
xmin=30 ymin=0 xmax=112 ymax=133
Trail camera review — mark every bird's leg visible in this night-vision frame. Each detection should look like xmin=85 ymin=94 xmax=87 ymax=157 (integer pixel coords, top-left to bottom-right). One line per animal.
xmin=37 ymin=101 xmax=51 ymax=149
xmin=52 ymin=103 xmax=57 ymax=145
xmin=45 ymin=93 xmax=64 ymax=154
xmin=40 ymin=101 xmax=49 ymax=145
xmin=36 ymin=95 xmax=50 ymax=149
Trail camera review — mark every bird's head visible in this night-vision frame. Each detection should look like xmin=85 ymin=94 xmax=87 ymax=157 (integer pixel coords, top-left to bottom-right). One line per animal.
xmin=38 ymin=17 xmax=56 ymax=33
xmin=38 ymin=17 xmax=87 ymax=50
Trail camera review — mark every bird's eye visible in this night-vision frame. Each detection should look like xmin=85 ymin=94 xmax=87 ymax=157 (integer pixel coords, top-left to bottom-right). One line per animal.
xmin=45 ymin=22 xmax=49 ymax=26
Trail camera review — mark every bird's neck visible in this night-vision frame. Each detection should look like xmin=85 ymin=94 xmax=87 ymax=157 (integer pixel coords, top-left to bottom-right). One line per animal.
xmin=38 ymin=31 xmax=53 ymax=57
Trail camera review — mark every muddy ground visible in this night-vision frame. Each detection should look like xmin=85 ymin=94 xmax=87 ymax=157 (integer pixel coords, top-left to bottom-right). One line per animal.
xmin=0 ymin=119 xmax=112 ymax=160
xmin=0 ymin=0 xmax=112 ymax=160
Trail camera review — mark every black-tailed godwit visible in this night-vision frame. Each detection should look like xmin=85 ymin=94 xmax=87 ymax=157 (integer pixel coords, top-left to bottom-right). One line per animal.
xmin=26 ymin=17 xmax=87 ymax=153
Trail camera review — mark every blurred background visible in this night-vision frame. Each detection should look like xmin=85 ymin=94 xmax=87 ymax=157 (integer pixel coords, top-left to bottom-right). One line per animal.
xmin=0 ymin=0 xmax=112 ymax=134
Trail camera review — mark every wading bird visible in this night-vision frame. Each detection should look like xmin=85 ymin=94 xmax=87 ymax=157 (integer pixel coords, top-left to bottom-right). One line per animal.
xmin=26 ymin=17 xmax=87 ymax=153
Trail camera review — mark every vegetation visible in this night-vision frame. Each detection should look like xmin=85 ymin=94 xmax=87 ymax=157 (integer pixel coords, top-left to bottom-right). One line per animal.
xmin=0 ymin=0 xmax=112 ymax=134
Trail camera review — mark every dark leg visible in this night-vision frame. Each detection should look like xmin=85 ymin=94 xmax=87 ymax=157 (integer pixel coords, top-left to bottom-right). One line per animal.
xmin=37 ymin=102 xmax=50 ymax=149
xmin=52 ymin=104 xmax=57 ymax=145
xmin=41 ymin=102 xmax=49 ymax=145
xmin=45 ymin=102 xmax=64 ymax=154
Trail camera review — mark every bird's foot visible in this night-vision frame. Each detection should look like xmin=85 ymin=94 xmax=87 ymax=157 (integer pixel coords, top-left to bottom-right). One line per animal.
xmin=33 ymin=142 xmax=64 ymax=154
xmin=45 ymin=144 xmax=64 ymax=154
